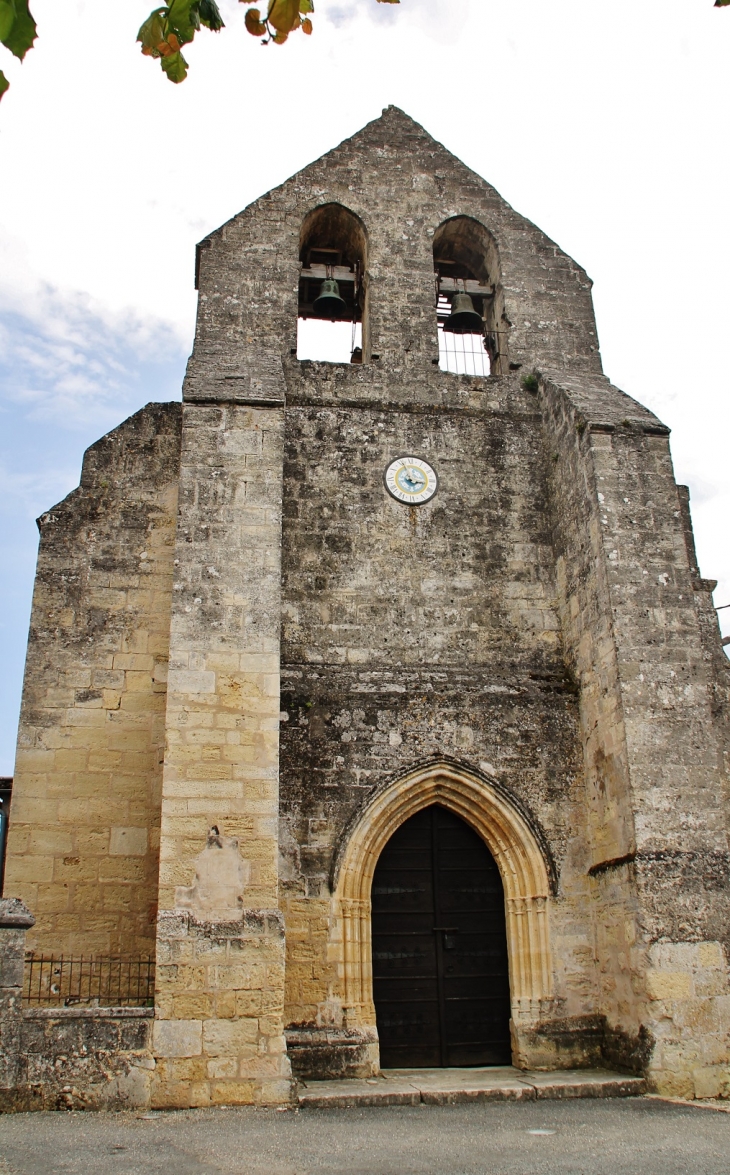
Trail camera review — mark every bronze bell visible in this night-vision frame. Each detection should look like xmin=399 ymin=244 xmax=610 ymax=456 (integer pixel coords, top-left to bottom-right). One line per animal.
xmin=443 ymin=292 xmax=484 ymax=334
xmin=313 ymin=278 xmax=347 ymax=320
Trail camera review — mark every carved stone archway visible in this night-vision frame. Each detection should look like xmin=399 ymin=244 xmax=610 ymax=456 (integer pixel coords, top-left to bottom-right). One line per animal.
xmin=332 ymin=762 xmax=554 ymax=1039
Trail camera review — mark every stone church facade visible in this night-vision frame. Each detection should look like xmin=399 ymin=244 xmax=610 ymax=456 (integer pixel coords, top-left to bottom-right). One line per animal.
xmin=3 ymin=108 xmax=729 ymax=1107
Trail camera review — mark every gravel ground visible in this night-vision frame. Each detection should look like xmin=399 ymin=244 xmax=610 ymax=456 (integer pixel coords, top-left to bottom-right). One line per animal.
xmin=1 ymin=1096 xmax=728 ymax=1175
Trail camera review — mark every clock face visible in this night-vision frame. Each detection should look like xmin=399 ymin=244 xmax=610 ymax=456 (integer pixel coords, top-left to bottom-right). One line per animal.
xmin=384 ymin=456 xmax=438 ymax=505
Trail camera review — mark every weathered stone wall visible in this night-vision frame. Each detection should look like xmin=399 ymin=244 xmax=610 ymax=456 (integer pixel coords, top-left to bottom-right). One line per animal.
xmin=277 ymin=369 xmax=597 ymax=1071
xmin=4 ymin=403 xmax=181 ymax=956
xmin=186 ymin=105 xmax=601 ymax=410
xmin=3 ymin=1008 xmax=155 ymax=1112
xmin=153 ymin=400 xmax=292 ymax=1106
xmin=538 ymin=371 xmax=730 ymax=1097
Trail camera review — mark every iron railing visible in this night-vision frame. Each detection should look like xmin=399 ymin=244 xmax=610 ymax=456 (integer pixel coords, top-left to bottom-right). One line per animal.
xmin=23 ymin=955 xmax=155 ymax=1008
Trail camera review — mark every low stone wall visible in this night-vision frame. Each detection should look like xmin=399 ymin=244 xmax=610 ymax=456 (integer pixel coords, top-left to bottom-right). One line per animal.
xmin=1 ymin=1007 xmax=155 ymax=1112
xmin=1 ymin=898 xmax=155 ymax=1112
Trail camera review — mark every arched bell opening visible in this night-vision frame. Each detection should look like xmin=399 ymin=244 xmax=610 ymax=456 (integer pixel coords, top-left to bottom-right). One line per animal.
xmin=332 ymin=762 xmax=554 ymax=1069
xmin=297 ymin=203 xmax=369 ymax=364
xmin=432 ymin=216 xmax=508 ymax=376
xmin=372 ymin=803 xmax=512 ymax=1068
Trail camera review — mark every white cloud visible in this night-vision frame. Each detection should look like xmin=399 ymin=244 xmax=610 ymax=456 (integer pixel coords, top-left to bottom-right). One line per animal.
xmin=0 ymin=282 xmax=185 ymax=429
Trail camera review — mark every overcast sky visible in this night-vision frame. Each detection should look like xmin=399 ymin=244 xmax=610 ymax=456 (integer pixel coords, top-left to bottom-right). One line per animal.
xmin=1 ymin=0 xmax=728 ymax=773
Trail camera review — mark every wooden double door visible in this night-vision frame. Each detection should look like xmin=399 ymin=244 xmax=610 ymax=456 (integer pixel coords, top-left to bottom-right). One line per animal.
xmin=371 ymin=804 xmax=511 ymax=1068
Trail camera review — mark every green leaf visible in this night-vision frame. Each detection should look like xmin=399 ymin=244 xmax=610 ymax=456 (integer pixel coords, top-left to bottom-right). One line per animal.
xmin=0 ymin=2 xmax=14 ymax=44
xmin=298 ymin=0 xmax=313 ymax=12
xmin=160 ymin=48 xmax=188 ymax=81
xmin=1 ymin=0 xmax=37 ymax=61
xmin=715 ymin=1 xmax=730 ymax=7
xmin=0 ymin=69 xmax=9 ymax=101
xmin=199 ymin=0 xmax=224 ymax=31
xmin=137 ymin=8 xmax=168 ymax=55
xmin=167 ymin=0 xmax=198 ymax=44
xmin=188 ymin=1 xmax=202 ymax=33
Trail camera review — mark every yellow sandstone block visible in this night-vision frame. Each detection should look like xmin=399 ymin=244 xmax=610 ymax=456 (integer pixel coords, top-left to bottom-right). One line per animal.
xmin=209 ymin=1081 xmax=255 ymax=1105
xmin=202 ymin=1019 xmax=259 ymax=1057
xmin=99 ymin=857 xmax=147 ymax=883
xmin=10 ymin=855 xmax=54 ymax=883
xmin=58 ymin=799 xmax=127 ymax=824
xmin=172 ymin=994 xmax=214 ymax=1020
xmin=120 ymin=630 xmax=150 ymax=654
xmin=15 ymin=750 xmax=57 ymax=772
xmin=122 ymin=693 xmax=166 ymax=714
xmin=109 ymin=827 xmax=148 ymax=856
xmin=65 ymin=709 xmax=107 ymax=729
xmin=75 ymin=829 xmax=111 ymax=854
xmin=28 ymin=828 xmax=74 ymax=855
xmin=215 ymin=992 xmax=237 ymax=1019
xmin=98 ymin=886 xmax=136 ymax=914
xmin=234 ymin=991 xmax=263 ymax=1018
xmin=53 ymin=750 xmax=90 ymax=771
xmin=113 ymin=653 xmax=155 ymax=671
xmin=207 ymin=1058 xmax=238 ymax=1080
xmin=150 ymin=1078 xmax=196 ymax=1110
xmin=158 ymin=1057 xmax=208 ymax=1084
xmin=647 ymin=971 xmax=693 ymax=1001
xmin=107 ymin=730 xmax=155 ymax=752
xmin=258 ymin=1080 xmax=292 ymax=1105
xmin=34 ymin=884 xmax=70 ymax=912
xmin=692 ymin=1067 xmax=724 ymax=1100
xmin=188 ymin=1082 xmax=212 ymax=1107
xmin=698 ymin=942 xmax=724 ymax=969
xmin=6 ymin=827 xmax=30 ymax=854
xmin=88 ymin=751 xmax=123 ymax=771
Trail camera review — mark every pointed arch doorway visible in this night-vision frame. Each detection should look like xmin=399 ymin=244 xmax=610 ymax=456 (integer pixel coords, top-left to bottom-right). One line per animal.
xmin=372 ymin=803 xmax=511 ymax=1067
xmin=332 ymin=761 xmax=553 ymax=1072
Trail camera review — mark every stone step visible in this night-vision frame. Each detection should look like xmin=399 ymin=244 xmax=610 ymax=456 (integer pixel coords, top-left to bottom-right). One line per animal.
xmin=297 ymin=1066 xmax=647 ymax=1109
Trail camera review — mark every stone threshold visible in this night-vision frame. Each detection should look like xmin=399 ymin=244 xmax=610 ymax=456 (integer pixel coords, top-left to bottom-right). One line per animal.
xmin=298 ymin=1067 xmax=646 ymax=1108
